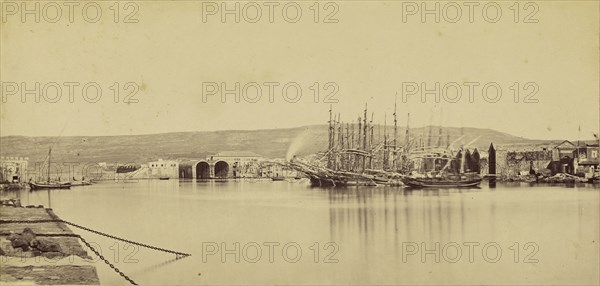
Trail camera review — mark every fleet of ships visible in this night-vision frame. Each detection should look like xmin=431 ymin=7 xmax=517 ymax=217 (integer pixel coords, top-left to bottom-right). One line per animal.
xmin=289 ymin=103 xmax=483 ymax=188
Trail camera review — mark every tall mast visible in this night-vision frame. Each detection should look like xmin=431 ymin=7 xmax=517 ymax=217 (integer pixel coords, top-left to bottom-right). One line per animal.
xmin=427 ymin=111 xmax=433 ymax=148
xmin=337 ymin=113 xmax=342 ymax=170
xmin=328 ymin=105 xmax=333 ymax=168
xmin=357 ymin=116 xmax=361 ymax=171
xmin=369 ymin=112 xmax=374 ymax=169
xmin=383 ymin=113 xmax=388 ymax=170
xmin=392 ymin=96 xmax=398 ymax=171
xmin=437 ymin=126 xmax=443 ymax=148
xmin=47 ymin=146 xmax=51 ymax=183
xmin=363 ymin=104 xmax=368 ymax=171
xmin=346 ymin=123 xmax=350 ymax=170
xmin=404 ymin=113 xmax=410 ymax=151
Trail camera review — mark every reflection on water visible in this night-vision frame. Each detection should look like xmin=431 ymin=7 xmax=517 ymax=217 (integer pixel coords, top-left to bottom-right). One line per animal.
xmin=3 ymin=181 xmax=599 ymax=285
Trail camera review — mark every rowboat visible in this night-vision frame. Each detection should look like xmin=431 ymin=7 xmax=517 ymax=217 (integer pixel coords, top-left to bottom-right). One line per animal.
xmin=401 ymin=176 xmax=482 ymax=188
xmin=70 ymin=180 xmax=93 ymax=186
xmin=29 ymin=182 xmax=71 ymax=190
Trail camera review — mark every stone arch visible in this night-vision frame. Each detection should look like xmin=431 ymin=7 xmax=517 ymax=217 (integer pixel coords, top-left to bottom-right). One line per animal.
xmin=214 ymin=161 xmax=229 ymax=178
xmin=195 ymin=161 xmax=211 ymax=179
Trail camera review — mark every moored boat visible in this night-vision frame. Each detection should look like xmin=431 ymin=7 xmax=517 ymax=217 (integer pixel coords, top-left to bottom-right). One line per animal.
xmin=29 ymin=182 xmax=71 ymax=190
xmin=29 ymin=146 xmax=72 ymax=190
xmin=70 ymin=180 xmax=93 ymax=186
xmin=402 ymin=175 xmax=482 ymax=188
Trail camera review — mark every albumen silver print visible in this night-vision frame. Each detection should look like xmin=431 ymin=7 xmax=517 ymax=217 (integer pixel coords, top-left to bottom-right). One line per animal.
xmin=0 ymin=1 xmax=599 ymax=285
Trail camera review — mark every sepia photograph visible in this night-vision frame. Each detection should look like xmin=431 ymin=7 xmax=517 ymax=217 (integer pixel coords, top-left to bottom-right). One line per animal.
xmin=0 ymin=1 xmax=599 ymax=285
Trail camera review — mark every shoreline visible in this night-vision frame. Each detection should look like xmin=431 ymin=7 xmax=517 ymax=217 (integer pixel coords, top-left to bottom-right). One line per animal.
xmin=0 ymin=203 xmax=100 ymax=285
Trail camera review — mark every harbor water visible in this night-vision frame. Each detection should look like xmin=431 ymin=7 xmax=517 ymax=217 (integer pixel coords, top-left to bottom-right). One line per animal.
xmin=6 ymin=180 xmax=600 ymax=285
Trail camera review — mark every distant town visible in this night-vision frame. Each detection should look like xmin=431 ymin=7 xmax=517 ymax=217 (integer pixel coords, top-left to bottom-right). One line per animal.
xmin=1 ymin=137 xmax=598 ymax=188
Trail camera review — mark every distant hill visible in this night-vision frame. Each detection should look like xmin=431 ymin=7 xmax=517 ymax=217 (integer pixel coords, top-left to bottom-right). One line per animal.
xmin=0 ymin=125 xmax=559 ymax=164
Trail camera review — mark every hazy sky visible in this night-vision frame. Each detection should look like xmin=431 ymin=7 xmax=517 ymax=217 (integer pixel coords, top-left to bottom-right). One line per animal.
xmin=1 ymin=1 xmax=598 ymax=140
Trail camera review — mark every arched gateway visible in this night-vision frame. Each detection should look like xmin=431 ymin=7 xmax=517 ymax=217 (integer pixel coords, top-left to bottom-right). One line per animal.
xmin=214 ymin=161 xmax=229 ymax=178
xmin=195 ymin=161 xmax=210 ymax=179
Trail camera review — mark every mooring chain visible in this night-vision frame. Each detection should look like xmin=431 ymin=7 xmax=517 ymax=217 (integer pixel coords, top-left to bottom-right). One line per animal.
xmin=62 ymin=220 xmax=191 ymax=257
xmin=0 ymin=220 xmax=138 ymax=285
xmin=0 ymin=218 xmax=191 ymax=257
xmin=0 ymin=219 xmax=59 ymax=224
xmin=0 ymin=217 xmax=191 ymax=285
xmin=79 ymin=236 xmax=139 ymax=286
xmin=0 ymin=231 xmax=80 ymax=238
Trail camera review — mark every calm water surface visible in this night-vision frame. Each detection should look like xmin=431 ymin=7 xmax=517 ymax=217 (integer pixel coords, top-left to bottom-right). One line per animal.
xmin=10 ymin=180 xmax=600 ymax=285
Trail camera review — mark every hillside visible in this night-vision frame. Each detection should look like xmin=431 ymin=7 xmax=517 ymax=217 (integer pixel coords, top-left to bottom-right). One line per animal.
xmin=0 ymin=125 xmax=555 ymax=164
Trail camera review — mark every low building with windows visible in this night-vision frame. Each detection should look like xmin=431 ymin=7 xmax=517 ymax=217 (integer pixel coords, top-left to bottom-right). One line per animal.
xmin=148 ymin=159 xmax=179 ymax=179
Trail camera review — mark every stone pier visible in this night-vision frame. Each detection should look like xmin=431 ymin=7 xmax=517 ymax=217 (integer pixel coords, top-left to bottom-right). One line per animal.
xmin=0 ymin=204 xmax=100 ymax=285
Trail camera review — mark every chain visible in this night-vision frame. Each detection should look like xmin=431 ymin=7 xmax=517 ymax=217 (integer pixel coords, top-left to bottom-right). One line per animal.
xmin=79 ymin=236 xmax=138 ymax=285
xmin=1 ymin=214 xmax=192 ymax=285
xmin=0 ymin=231 xmax=80 ymax=237
xmin=0 ymin=219 xmax=60 ymax=224
xmin=0 ymin=218 xmax=191 ymax=257
xmin=62 ymin=220 xmax=191 ymax=257
xmin=0 ymin=224 xmax=138 ymax=285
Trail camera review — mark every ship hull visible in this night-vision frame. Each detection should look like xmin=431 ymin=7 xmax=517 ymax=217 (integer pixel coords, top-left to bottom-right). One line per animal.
xmin=29 ymin=182 xmax=71 ymax=190
xmin=402 ymin=177 xmax=482 ymax=188
xmin=71 ymin=180 xmax=93 ymax=186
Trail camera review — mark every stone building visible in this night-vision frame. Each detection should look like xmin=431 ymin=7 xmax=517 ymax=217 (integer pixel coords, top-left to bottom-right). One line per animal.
xmin=0 ymin=157 xmax=29 ymax=183
xmin=190 ymin=151 xmax=263 ymax=179
xmin=148 ymin=159 xmax=179 ymax=179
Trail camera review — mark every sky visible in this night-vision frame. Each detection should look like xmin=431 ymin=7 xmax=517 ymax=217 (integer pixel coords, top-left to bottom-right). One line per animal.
xmin=1 ymin=1 xmax=598 ymax=140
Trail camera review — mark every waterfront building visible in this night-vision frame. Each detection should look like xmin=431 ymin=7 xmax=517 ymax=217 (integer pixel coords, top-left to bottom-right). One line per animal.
xmin=574 ymin=144 xmax=599 ymax=178
xmin=148 ymin=159 xmax=179 ymax=179
xmin=189 ymin=151 xmax=264 ymax=179
xmin=0 ymin=157 xmax=29 ymax=183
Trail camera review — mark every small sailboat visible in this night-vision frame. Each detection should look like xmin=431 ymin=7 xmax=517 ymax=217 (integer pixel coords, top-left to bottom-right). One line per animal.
xmin=29 ymin=147 xmax=71 ymax=190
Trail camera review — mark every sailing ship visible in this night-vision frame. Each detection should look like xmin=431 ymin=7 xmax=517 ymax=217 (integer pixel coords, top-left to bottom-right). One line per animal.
xmin=289 ymin=103 xmax=404 ymax=187
xmin=289 ymin=101 xmax=482 ymax=188
xmin=29 ymin=147 xmax=71 ymax=190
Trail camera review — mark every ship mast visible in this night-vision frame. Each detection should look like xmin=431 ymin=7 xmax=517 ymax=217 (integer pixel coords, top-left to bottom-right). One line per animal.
xmin=392 ymin=96 xmax=398 ymax=171
xmin=337 ymin=113 xmax=342 ymax=170
xmin=327 ymin=105 xmax=333 ymax=169
xmin=369 ymin=112 xmax=374 ymax=169
xmin=357 ymin=116 xmax=361 ymax=172
xmin=404 ymin=113 xmax=410 ymax=172
xmin=383 ymin=114 xmax=388 ymax=170
xmin=363 ymin=104 xmax=368 ymax=172
xmin=346 ymin=123 xmax=350 ymax=171
xmin=47 ymin=147 xmax=51 ymax=183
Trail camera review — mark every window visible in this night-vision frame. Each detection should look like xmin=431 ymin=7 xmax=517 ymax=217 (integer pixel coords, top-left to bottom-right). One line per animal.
xmin=592 ymin=150 xmax=598 ymax=158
